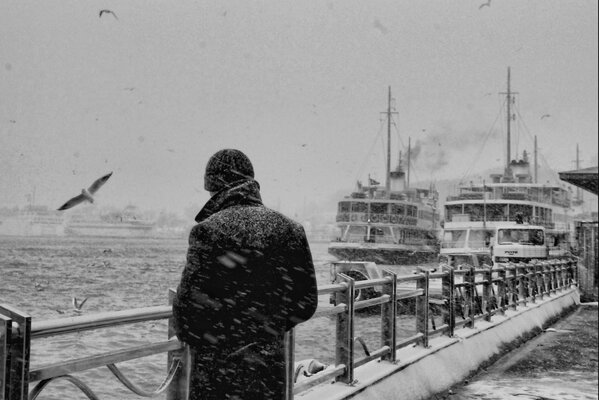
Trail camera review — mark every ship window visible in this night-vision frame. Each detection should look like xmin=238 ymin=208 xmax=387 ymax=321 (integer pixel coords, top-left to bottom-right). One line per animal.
xmin=348 ymin=226 xmax=367 ymax=235
xmin=486 ymin=204 xmax=506 ymax=221
xmin=464 ymin=204 xmax=484 ymax=221
xmin=498 ymin=228 xmax=544 ymax=245
xmin=445 ymin=205 xmax=463 ymax=221
xmin=390 ymin=204 xmax=405 ymax=215
xmin=369 ymin=227 xmax=385 ymax=236
xmin=508 ymin=204 xmax=533 ymax=222
xmin=469 ymin=229 xmax=493 ymax=248
xmin=406 ymin=205 xmax=417 ymax=217
xmin=442 ymin=230 xmax=467 ymax=248
xmin=371 ymin=203 xmax=388 ymax=214
xmin=351 ymin=202 xmax=368 ymax=213
xmin=338 ymin=202 xmax=351 ymax=212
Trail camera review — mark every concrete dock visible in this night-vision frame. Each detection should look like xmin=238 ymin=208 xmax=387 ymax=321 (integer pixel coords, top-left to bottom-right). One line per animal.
xmin=433 ymin=303 xmax=599 ymax=400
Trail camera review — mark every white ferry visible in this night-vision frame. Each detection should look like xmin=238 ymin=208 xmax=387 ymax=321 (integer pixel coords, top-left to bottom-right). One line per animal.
xmin=441 ymin=68 xmax=576 ymax=262
xmin=328 ymin=88 xmax=440 ymax=266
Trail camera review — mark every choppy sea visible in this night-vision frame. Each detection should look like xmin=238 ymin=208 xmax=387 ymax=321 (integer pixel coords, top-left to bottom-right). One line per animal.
xmin=0 ymin=236 xmax=422 ymax=400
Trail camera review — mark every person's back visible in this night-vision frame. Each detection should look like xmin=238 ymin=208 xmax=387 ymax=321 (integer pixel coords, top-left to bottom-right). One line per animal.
xmin=173 ymin=149 xmax=318 ymax=400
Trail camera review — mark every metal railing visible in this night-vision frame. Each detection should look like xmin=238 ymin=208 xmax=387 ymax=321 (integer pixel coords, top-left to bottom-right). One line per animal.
xmin=0 ymin=259 xmax=578 ymax=400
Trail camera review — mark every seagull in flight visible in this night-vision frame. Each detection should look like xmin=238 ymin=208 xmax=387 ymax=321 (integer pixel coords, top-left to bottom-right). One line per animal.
xmin=479 ymin=0 xmax=491 ymax=9
xmin=99 ymin=9 xmax=119 ymax=20
xmin=541 ymin=114 xmax=551 ymax=119
xmin=57 ymin=172 xmax=113 ymax=211
xmin=72 ymin=297 xmax=88 ymax=313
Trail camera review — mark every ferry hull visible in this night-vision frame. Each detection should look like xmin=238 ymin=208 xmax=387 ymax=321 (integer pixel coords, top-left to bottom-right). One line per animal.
xmin=328 ymin=242 xmax=438 ymax=265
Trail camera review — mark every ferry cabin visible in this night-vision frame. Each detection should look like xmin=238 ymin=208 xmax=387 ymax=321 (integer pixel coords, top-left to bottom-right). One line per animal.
xmin=442 ymin=162 xmax=574 ymax=257
xmin=334 ymin=187 xmax=437 ymax=246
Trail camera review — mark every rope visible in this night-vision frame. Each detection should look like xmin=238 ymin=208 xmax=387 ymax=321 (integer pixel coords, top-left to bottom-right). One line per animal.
xmin=459 ymin=101 xmax=504 ymax=183
xmin=352 ymin=118 xmax=386 ymax=182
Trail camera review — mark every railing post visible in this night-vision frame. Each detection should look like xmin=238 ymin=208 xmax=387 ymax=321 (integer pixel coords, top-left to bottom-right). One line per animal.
xmin=167 ymin=289 xmax=190 ymax=400
xmin=568 ymin=258 xmax=577 ymax=287
xmin=549 ymin=262 xmax=557 ymax=294
xmin=381 ymin=270 xmax=396 ymax=362
xmin=542 ymin=261 xmax=551 ymax=296
xmin=571 ymin=257 xmax=578 ymax=287
xmin=0 ymin=313 xmax=12 ymax=400
xmin=517 ymin=263 xmax=527 ymax=307
xmin=0 ymin=305 xmax=30 ymax=400
xmin=534 ymin=262 xmax=543 ymax=301
xmin=464 ymin=267 xmax=475 ymax=328
xmin=527 ymin=262 xmax=536 ymax=304
xmin=416 ymin=271 xmax=430 ymax=347
xmin=496 ymin=265 xmax=506 ymax=315
xmin=285 ymin=329 xmax=295 ymax=400
xmin=335 ymin=273 xmax=355 ymax=385
xmin=482 ymin=266 xmax=492 ymax=321
xmin=442 ymin=266 xmax=455 ymax=336
xmin=507 ymin=264 xmax=517 ymax=310
xmin=560 ymin=260 xmax=567 ymax=289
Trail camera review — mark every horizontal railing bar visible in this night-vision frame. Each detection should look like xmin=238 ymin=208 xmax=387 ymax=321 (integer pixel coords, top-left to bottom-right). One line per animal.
xmin=396 ymin=333 xmax=423 ymax=350
xmin=313 ymin=304 xmax=347 ymax=318
xmin=429 ymin=272 xmax=447 ymax=279
xmin=454 ymin=319 xmax=471 ymax=329
xmin=354 ymin=277 xmax=391 ymax=289
xmin=354 ymin=346 xmax=391 ymax=368
xmin=293 ymin=364 xmax=346 ymax=394
xmin=397 ymin=274 xmax=424 ymax=283
xmin=355 ymin=295 xmax=390 ymax=311
xmin=29 ymin=339 xmax=183 ymax=382
xmin=317 ymin=283 xmax=347 ymax=295
xmin=32 ymin=305 xmax=173 ymax=338
xmin=429 ymin=324 xmax=449 ymax=337
xmin=397 ymin=289 xmax=423 ymax=300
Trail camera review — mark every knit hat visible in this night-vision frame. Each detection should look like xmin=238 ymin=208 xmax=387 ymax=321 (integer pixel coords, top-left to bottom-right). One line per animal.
xmin=204 ymin=149 xmax=255 ymax=192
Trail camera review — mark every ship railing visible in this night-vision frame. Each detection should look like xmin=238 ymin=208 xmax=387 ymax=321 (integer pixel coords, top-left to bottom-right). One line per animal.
xmin=0 ymin=259 xmax=578 ymax=400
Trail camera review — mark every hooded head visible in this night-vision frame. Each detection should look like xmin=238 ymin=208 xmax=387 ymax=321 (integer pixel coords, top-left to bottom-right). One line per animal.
xmin=204 ymin=149 xmax=255 ymax=193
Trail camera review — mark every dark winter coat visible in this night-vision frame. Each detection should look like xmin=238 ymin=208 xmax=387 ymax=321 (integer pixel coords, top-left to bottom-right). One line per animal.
xmin=172 ymin=179 xmax=318 ymax=400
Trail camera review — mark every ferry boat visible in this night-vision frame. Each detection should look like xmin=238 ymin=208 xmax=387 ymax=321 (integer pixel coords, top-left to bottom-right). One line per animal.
xmin=64 ymin=205 xmax=155 ymax=238
xmin=440 ymin=68 xmax=576 ymax=262
xmin=0 ymin=206 xmax=65 ymax=236
xmin=328 ymin=88 xmax=440 ymax=266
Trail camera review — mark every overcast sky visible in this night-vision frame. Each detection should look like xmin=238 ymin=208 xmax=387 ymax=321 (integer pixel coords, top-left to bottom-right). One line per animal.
xmin=1 ymin=0 xmax=597 ymax=217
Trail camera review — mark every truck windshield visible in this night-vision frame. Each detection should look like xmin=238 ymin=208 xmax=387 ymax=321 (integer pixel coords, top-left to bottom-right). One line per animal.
xmin=498 ymin=229 xmax=544 ymax=245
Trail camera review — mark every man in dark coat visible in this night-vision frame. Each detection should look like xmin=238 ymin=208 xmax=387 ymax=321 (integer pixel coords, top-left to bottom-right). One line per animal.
xmin=172 ymin=149 xmax=318 ymax=400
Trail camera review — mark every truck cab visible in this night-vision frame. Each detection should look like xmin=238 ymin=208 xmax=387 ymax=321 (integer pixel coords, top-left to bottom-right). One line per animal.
xmin=491 ymin=223 xmax=548 ymax=263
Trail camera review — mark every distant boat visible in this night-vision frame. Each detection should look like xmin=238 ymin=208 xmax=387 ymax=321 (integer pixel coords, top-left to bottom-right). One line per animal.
xmin=0 ymin=206 xmax=65 ymax=236
xmin=65 ymin=215 xmax=154 ymax=238
xmin=328 ymin=87 xmax=440 ymax=266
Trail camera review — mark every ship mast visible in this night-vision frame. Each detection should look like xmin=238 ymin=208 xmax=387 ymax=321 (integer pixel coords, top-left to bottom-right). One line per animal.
xmin=534 ymin=135 xmax=538 ymax=183
xmin=407 ymin=137 xmax=411 ymax=188
xmin=385 ymin=86 xmax=392 ymax=195
xmin=506 ymin=67 xmax=512 ymax=174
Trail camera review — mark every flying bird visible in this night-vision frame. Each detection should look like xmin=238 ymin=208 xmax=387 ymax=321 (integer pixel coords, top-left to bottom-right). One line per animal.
xmin=99 ymin=9 xmax=119 ymax=20
xmin=479 ymin=0 xmax=491 ymax=9
xmin=72 ymin=297 xmax=88 ymax=312
xmin=57 ymin=172 xmax=113 ymax=211
xmin=540 ymin=114 xmax=551 ymax=119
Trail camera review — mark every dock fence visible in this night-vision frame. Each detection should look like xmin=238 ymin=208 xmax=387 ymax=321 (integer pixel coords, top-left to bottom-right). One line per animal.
xmin=0 ymin=258 xmax=577 ymax=400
